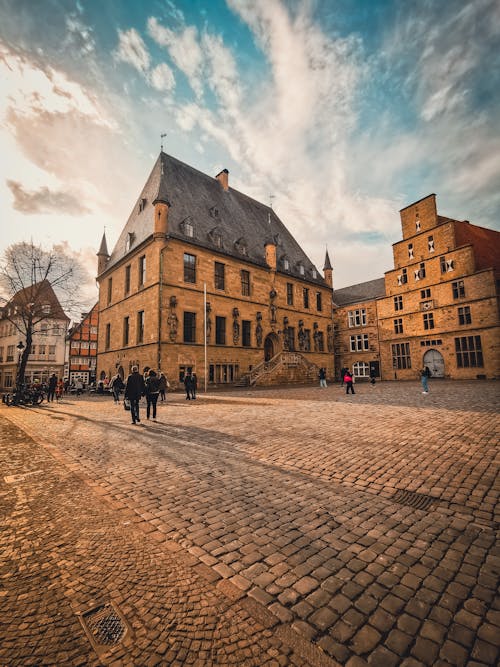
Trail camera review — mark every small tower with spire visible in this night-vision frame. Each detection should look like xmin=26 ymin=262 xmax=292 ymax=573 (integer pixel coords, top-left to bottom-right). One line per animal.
xmin=97 ymin=231 xmax=110 ymax=276
xmin=323 ymin=248 xmax=333 ymax=288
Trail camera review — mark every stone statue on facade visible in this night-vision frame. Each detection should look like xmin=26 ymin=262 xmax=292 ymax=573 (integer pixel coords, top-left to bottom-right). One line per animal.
xmin=168 ymin=296 xmax=178 ymax=342
xmin=327 ymin=324 xmax=334 ymax=353
xmin=232 ymin=307 xmax=240 ymax=345
xmin=255 ymin=311 xmax=263 ymax=347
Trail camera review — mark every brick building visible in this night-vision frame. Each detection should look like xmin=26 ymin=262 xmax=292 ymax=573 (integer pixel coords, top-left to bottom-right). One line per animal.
xmin=96 ymin=152 xmax=334 ymax=388
xmin=0 ymin=280 xmax=69 ymax=390
xmin=66 ymin=303 xmax=98 ymax=385
xmin=333 ymin=194 xmax=500 ymax=381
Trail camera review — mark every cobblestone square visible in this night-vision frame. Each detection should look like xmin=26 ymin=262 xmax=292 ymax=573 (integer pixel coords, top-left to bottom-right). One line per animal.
xmin=1 ymin=380 xmax=499 ymax=666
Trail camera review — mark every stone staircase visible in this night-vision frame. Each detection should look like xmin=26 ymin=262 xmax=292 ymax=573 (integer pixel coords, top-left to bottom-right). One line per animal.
xmin=236 ymin=352 xmax=319 ymax=387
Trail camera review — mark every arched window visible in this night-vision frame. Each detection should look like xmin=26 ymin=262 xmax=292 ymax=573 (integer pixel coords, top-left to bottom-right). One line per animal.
xmin=353 ymin=361 xmax=370 ymax=378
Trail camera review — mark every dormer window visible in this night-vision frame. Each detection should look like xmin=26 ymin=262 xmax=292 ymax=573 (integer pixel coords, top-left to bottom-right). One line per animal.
xmin=312 ymin=268 xmax=317 ymax=279
xmin=125 ymin=232 xmax=135 ymax=252
xmin=181 ymin=217 xmax=194 ymax=238
xmin=283 ymin=257 xmax=290 ymax=271
xmin=209 ymin=206 xmax=219 ymax=218
xmin=298 ymin=263 xmax=305 ymax=276
xmin=214 ymin=232 xmax=222 ymax=248
xmin=235 ymin=238 xmax=248 ymax=256
xmin=42 ymin=304 xmax=51 ymax=314
xmin=138 ymin=198 xmax=147 ymax=213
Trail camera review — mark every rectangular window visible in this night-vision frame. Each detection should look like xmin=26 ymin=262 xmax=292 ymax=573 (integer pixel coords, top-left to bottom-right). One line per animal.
xmin=394 ymin=295 xmax=403 ymax=311
xmin=138 ymin=255 xmax=146 ymax=287
xmin=7 ymin=345 xmax=15 ymax=362
xmin=123 ymin=316 xmax=129 ymax=345
xmin=408 ymin=243 xmax=414 ymax=259
xmin=304 ymin=329 xmax=311 ymax=351
xmin=455 ymin=336 xmax=483 ymax=368
xmin=287 ymin=283 xmax=294 ymax=306
xmin=350 ymin=334 xmax=369 ymax=352
xmin=428 ymin=235 xmax=435 ymax=252
xmin=316 ymin=331 xmax=324 ymax=352
xmin=452 ymin=280 xmax=465 ymax=299
xmin=348 ymin=308 xmax=367 ymax=327
xmin=419 ymin=262 xmax=426 ymax=279
xmin=398 ymin=268 xmax=408 ymax=285
xmin=215 ymin=262 xmax=225 ymax=290
xmin=125 ymin=265 xmax=131 ymax=294
xmin=392 ymin=342 xmax=411 ymax=369
xmin=215 ymin=316 xmax=226 ymax=345
xmin=440 ymin=256 xmax=447 ymax=273
xmin=423 ymin=313 xmax=434 ymax=330
xmin=394 ymin=318 xmax=403 ymax=334
xmin=242 ymin=320 xmax=251 ymax=347
xmin=184 ymin=253 xmax=196 ymax=283
xmin=458 ymin=306 xmax=472 ymax=325
xmin=420 ymin=288 xmax=431 ymax=299
xmin=137 ymin=310 xmax=144 ymax=343
xmin=48 ymin=345 xmax=56 ymax=356
xmin=241 ymin=270 xmax=250 ymax=296
xmin=303 ymin=288 xmax=309 ymax=309
xmin=286 ymin=326 xmax=295 ymax=351
xmin=107 ymin=277 xmax=112 ymax=305
xmin=105 ymin=323 xmax=111 ymax=350
xmin=183 ymin=312 xmax=196 ymax=343
xmin=316 ymin=292 xmax=322 ymax=312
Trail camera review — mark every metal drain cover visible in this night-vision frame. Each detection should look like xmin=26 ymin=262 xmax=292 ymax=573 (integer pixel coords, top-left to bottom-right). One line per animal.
xmin=78 ymin=601 xmax=129 ymax=654
xmin=392 ymin=489 xmax=439 ymax=511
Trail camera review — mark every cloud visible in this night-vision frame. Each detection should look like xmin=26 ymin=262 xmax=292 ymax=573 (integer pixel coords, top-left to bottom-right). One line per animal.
xmin=149 ymin=62 xmax=175 ymax=92
xmin=114 ymin=28 xmax=151 ymax=73
xmin=6 ymin=180 xmax=90 ymax=215
xmin=147 ymin=18 xmax=203 ymax=96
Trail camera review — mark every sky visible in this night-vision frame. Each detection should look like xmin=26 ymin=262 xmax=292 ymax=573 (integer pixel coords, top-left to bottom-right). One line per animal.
xmin=0 ymin=0 xmax=499 ymax=309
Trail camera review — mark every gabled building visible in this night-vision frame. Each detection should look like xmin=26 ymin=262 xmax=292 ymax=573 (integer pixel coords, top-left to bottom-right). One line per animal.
xmin=0 ymin=280 xmax=69 ymax=389
xmin=333 ymin=194 xmax=500 ymax=381
xmin=66 ymin=303 xmax=98 ymax=385
xmin=96 ymin=152 xmax=334 ymax=387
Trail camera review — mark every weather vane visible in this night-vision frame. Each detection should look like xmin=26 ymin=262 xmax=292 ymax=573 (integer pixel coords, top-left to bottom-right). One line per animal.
xmin=269 ymin=194 xmax=275 ymax=209
xmin=160 ymin=133 xmax=167 ymax=152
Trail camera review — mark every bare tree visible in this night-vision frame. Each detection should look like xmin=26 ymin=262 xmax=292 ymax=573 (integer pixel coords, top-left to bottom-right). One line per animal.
xmin=0 ymin=241 xmax=93 ymax=389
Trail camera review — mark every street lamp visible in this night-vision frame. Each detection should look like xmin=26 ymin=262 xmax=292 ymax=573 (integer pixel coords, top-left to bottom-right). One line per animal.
xmin=16 ymin=341 xmax=25 ymax=389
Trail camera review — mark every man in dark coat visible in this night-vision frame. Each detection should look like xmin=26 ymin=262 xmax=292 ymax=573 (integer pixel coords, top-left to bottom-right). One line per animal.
xmin=125 ymin=366 xmax=145 ymax=424
xmin=47 ymin=373 xmax=58 ymax=402
xmin=184 ymin=371 xmax=193 ymax=400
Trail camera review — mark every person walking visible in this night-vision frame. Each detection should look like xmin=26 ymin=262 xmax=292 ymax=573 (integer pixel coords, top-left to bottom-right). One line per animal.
xmin=344 ymin=369 xmax=355 ymax=395
xmin=47 ymin=373 xmax=58 ymax=402
xmin=319 ymin=367 xmax=327 ymax=388
xmin=184 ymin=371 xmax=193 ymax=400
xmin=159 ymin=372 xmax=168 ymax=402
xmin=340 ymin=367 xmax=348 ymax=386
xmin=125 ymin=366 xmax=145 ymax=425
xmin=191 ymin=372 xmax=198 ymax=399
xmin=420 ymin=366 xmax=431 ymax=394
xmin=110 ymin=373 xmax=125 ymax=403
xmin=145 ymin=369 xmax=161 ymax=420
xmin=370 ymin=367 xmax=376 ymax=386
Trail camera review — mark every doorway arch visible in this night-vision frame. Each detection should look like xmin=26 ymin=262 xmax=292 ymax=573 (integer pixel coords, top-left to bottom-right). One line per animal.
xmin=264 ymin=333 xmax=280 ymax=361
xmin=423 ymin=349 xmax=444 ymax=377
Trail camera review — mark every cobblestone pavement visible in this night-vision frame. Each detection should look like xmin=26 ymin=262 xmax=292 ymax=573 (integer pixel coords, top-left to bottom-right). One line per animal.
xmin=1 ymin=380 xmax=499 ymax=666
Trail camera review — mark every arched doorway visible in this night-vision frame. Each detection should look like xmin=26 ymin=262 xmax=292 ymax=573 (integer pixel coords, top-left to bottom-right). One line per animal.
xmin=264 ymin=333 xmax=280 ymax=361
xmin=423 ymin=349 xmax=445 ymax=377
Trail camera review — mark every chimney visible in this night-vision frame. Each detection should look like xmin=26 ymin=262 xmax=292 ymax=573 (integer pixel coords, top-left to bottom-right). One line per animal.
xmin=215 ymin=169 xmax=229 ymax=191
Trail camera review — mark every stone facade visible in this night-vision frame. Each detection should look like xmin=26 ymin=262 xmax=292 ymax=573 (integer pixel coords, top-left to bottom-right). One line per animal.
xmin=333 ymin=194 xmax=500 ymax=381
xmin=96 ymin=153 xmax=334 ymax=388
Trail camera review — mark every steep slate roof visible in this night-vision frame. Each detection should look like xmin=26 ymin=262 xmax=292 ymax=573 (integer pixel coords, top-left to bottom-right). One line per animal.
xmin=107 ymin=152 xmax=326 ymax=285
xmin=2 ymin=280 xmax=69 ymax=321
xmin=332 ymin=277 xmax=386 ymax=306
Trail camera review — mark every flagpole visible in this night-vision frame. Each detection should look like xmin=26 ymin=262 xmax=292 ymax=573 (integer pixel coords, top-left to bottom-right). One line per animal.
xmin=204 ymin=282 xmax=207 ymax=393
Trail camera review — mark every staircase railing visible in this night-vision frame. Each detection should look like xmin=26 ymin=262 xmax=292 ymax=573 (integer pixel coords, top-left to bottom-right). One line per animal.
xmin=247 ymin=351 xmax=318 ymax=385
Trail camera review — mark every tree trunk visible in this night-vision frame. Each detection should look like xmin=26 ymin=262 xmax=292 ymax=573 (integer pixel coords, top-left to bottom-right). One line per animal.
xmin=16 ymin=328 xmax=32 ymax=389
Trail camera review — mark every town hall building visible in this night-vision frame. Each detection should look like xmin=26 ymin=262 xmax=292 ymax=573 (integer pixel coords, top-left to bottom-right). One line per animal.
xmin=96 ymin=152 xmax=334 ymax=388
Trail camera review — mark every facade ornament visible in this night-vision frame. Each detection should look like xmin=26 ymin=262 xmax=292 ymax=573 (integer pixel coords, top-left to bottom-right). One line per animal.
xmin=232 ymin=307 xmax=240 ymax=345
xmin=298 ymin=319 xmax=306 ymax=351
xmin=327 ymin=324 xmax=334 ymax=353
xmin=282 ymin=316 xmax=290 ymax=351
xmin=269 ymin=288 xmax=277 ymax=325
xmin=167 ymin=295 xmax=178 ymax=342
xmin=313 ymin=322 xmax=319 ymax=352
xmin=255 ymin=311 xmax=263 ymax=347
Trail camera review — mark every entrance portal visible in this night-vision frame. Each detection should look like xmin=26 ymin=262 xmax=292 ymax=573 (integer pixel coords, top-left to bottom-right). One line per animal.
xmin=264 ymin=333 xmax=279 ymax=362
xmin=423 ymin=349 xmax=444 ymax=377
